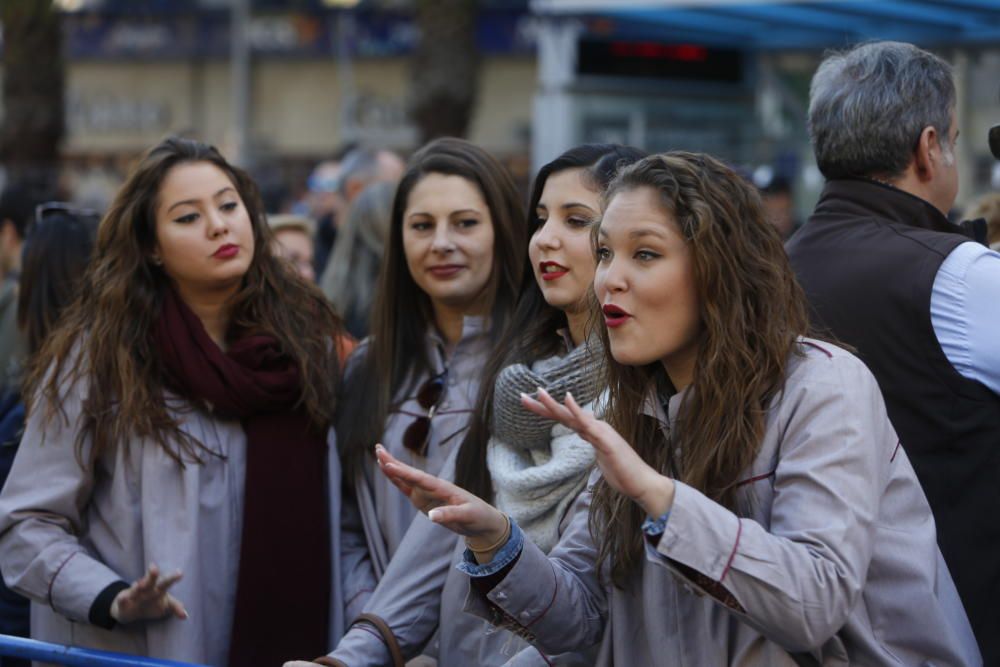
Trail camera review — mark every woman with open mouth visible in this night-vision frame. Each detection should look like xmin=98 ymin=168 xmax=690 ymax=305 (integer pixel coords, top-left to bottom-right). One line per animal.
xmin=288 ymin=144 xmax=644 ymax=666
xmin=368 ymin=152 xmax=980 ymax=666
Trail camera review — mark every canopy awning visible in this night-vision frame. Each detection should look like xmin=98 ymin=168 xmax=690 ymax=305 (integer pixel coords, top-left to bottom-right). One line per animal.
xmin=531 ymin=0 xmax=1000 ymax=50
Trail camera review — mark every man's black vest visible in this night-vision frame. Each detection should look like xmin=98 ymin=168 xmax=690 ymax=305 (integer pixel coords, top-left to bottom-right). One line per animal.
xmin=787 ymin=178 xmax=998 ymax=662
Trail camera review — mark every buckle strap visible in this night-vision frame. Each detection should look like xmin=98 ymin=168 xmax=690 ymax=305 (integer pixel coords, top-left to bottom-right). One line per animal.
xmin=353 ymin=611 xmax=405 ymax=667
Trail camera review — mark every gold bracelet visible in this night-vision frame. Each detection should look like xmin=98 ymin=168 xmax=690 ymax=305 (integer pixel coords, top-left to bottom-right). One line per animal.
xmin=466 ymin=513 xmax=511 ymax=554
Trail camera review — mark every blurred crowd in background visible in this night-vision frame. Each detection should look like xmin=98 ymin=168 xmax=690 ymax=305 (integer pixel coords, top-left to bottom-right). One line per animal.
xmin=1 ymin=0 xmax=999 ymax=471
xmin=3 ymin=1 xmax=1000 ymax=232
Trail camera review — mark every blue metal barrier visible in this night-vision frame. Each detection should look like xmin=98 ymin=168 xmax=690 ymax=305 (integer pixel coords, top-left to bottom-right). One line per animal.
xmin=0 ymin=634 xmax=208 ymax=666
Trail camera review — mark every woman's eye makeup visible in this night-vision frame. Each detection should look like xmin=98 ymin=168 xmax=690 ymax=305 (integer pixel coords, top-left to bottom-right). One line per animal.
xmin=221 ymin=201 xmax=238 ymax=212
xmin=535 ymin=211 xmax=593 ymax=229
xmin=174 ymin=212 xmax=198 ymax=224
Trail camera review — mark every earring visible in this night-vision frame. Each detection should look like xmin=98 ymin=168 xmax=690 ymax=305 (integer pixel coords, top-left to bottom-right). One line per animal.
xmin=152 ymin=256 xmax=163 ymax=266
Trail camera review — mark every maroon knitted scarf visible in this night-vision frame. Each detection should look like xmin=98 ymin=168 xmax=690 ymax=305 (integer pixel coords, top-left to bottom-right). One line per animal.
xmin=153 ymin=287 xmax=330 ymax=666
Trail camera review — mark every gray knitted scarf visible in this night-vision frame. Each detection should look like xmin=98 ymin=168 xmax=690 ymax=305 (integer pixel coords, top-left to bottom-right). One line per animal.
xmin=487 ymin=340 xmax=604 ymax=552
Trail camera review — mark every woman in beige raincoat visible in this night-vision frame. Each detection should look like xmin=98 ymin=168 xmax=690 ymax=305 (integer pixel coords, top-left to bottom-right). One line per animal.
xmin=0 ymin=137 xmax=346 ymax=666
xmin=375 ymin=152 xmax=981 ymax=666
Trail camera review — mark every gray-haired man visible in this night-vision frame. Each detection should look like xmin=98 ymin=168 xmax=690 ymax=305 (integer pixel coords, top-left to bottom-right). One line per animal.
xmin=787 ymin=41 xmax=997 ymax=662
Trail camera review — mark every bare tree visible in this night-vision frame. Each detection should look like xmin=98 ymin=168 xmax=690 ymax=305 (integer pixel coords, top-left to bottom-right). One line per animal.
xmin=409 ymin=0 xmax=480 ymax=143
xmin=1 ymin=0 xmax=64 ymax=187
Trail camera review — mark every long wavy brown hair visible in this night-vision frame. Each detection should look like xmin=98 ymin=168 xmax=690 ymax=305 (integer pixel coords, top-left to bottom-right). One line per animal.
xmin=25 ymin=136 xmax=343 ymax=466
xmin=590 ymin=152 xmax=811 ymax=588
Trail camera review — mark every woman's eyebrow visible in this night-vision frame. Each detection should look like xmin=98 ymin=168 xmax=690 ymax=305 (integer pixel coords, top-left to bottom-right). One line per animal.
xmin=561 ymin=202 xmax=596 ymax=211
xmin=166 ymin=187 xmax=234 ymax=213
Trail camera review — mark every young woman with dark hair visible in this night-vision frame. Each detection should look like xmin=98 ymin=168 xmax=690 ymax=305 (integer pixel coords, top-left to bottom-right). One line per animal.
xmin=335 ymin=137 xmax=529 ymax=631
xmin=287 ymin=144 xmax=644 ymax=667
xmin=0 ymin=137 xmax=346 ymax=666
xmin=371 ymin=152 xmax=981 ymax=665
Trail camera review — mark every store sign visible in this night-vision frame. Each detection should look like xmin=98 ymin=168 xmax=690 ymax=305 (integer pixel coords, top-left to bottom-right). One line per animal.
xmin=65 ymin=16 xmax=194 ymax=59
xmin=105 ymin=23 xmax=175 ymax=53
xmin=67 ymin=91 xmax=172 ymax=134
xmin=247 ymin=15 xmax=325 ymax=53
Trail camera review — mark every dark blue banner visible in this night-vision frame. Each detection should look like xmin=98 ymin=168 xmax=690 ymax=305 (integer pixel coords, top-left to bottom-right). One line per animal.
xmin=55 ymin=8 xmax=535 ymax=60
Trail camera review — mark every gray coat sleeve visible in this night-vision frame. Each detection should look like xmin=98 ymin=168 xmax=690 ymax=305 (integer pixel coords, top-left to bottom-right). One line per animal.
xmin=462 ymin=487 xmax=608 ymax=655
xmin=648 ymin=351 xmax=895 ymax=652
xmin=0 ymin=383 xmax=123 ymax=623
xmin=463 ymin=352 xmax=907 ymax=657
xmin=340 ymin=486 xmax=379 ymax=622
xmin=330 ymin=512 xmax=456 ymax=664
xmin=331 ymin=448 xmax=462 ymax=664
xmin=337 ymin=342 xmax=381 ymax=622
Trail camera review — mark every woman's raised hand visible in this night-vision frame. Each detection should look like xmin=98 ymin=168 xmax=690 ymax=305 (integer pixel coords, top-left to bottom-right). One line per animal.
xmin=375 ymin=444 xmax=509 ymax=552
xmin=521 ymin=388 xmax=675 ymax=518
xmin=110 ymin=563 xmax=187 ymax=624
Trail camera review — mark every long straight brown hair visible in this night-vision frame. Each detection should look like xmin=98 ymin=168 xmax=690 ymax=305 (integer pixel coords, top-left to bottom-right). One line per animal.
xmin=338 ymin=137 xmax=529 ymax=481
xmin=590 ymin=152 xmax=811 ymax=587
xmin=26 ymin=136 xmax=343 ymax=465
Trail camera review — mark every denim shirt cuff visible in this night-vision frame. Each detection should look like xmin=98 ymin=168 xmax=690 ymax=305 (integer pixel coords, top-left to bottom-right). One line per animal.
xmin=457 ymin=519 xmax=524 ymax=577
xmin=641 ymin=509 xmax=672 ymax=537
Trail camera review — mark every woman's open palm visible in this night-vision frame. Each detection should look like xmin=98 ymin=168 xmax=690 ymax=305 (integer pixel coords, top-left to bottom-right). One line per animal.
xmin=110 ymin=564 xmax=187 ymax=624
xmin=520 ymin=388 xmax=662 ymax=506
xmin=375 ymin=445 xmax=508 ymax=543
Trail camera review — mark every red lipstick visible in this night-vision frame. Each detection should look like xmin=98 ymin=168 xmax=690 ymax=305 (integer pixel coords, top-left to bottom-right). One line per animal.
xmin=539 ymin=261 xmax=569 ymax=281
xmin=213 ymin=244 xmax=239 ymax=259
xmin=602 ymin=303 xmax=631 ymax=328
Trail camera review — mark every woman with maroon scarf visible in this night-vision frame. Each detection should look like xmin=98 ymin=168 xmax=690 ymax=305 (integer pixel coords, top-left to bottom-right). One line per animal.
xmin=0 ymin=136 xmax=345 ymax=666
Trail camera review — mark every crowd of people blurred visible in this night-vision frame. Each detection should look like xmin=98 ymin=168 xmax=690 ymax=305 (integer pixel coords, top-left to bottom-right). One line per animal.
xmin=0 ymin=39 xmax=995 ymax=667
